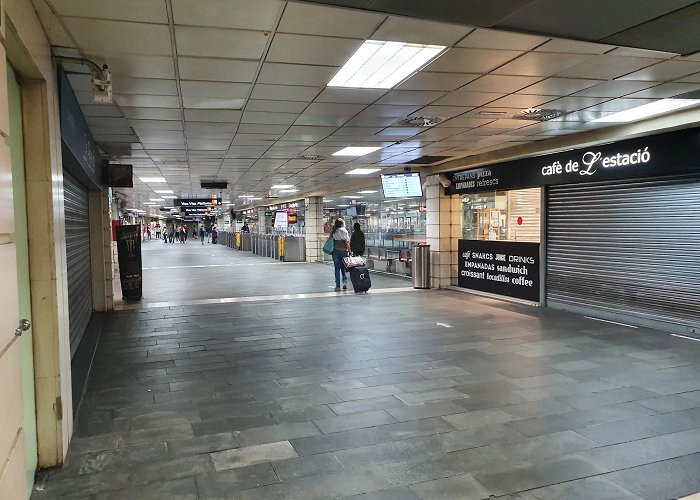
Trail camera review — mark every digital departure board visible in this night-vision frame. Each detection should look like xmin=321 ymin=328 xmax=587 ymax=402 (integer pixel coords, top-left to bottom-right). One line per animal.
xmin=381 ymin=172 xmax=423 ymax=198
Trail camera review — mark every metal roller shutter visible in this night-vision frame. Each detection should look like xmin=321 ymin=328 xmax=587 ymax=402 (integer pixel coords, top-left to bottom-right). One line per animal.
xmin=64 ymin=170 xmax=93 ymax=356
xmin=547 ymin=174 xmax=700 ymax=333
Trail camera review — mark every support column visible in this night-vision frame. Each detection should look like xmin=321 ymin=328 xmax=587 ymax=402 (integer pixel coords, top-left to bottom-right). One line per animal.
xmin=305 ymin=196 xmax=324 ymax=262
xmin=425 ymin=175 xmax=462 ymax=289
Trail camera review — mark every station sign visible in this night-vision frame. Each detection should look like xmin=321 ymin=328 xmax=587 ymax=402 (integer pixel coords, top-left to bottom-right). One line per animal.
xmin=446 ymin=127 xmax=700 ymax=195
xmin=458 ymin=240 xmax=539 ymax=302
xmin=175 ymin=198 xmax=214 ymax=207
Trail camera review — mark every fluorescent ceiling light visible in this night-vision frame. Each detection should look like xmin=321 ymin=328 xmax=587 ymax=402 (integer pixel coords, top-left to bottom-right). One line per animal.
xmin=149 ymin=198 xmax=165 ymax=202
xmin=239 ymin=195 xmax=255 ymax=198
xmin=271 ymin=185 xmax=294 ymax=189
xmin=337 ymin=204 xmax=350 ymax=207
xmin=328 ymin=40 xmax=446 ymax=89
xmin=345 ymin=168 xmax=381 ymax=175
xmin=139 ymin=177 xmax=167 ymax=183
xmin=278 ymin=189 xmax=299 ymax=193
xmin=592 ymin=98 xmax=700 ymax=123
xmin=161 ymin=195 xmax=177 ymax=198
xmin=333 ymin=146 xmax=382 ymax=157
xmin=250 ymin=197 xmax=262 ymax=200
xmin=357 ymin=190 xmax=378 ymax=194
xmin=154 ymin=189 xmax=173 ymax=194
xmin=341 ymin=195 xmax=364 ymax=199
xmin=323 ymin=199 xmax=333 ymax=202
xmin=143 ymin=202 xmax=156 ymax=205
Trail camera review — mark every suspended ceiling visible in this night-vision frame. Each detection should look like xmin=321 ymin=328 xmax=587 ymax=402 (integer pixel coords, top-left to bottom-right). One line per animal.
xmin=33 ymin=0 xmax=700 ymax=214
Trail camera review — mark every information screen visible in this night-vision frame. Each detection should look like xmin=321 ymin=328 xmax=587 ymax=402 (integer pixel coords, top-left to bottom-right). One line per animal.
xmin=381 ymin=172 xmax=423 ymax=198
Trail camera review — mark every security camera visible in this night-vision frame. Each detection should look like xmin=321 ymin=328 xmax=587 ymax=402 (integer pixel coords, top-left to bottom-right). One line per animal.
xmin=92 ymin=64 xmax=112 ymax=103
xmin=438 ymin=174 xmax=452 ymax=188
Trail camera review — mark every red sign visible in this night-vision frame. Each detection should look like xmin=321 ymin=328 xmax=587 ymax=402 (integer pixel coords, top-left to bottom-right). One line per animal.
xmin=517 ymin=217 xmax=523 ymax=225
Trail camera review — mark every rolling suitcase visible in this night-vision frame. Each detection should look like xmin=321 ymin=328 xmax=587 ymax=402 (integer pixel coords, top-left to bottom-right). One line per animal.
xmin=349 ymin=266 xmax=371 ymax=293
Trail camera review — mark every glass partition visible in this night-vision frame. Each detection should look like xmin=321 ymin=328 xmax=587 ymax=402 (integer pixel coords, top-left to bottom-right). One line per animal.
xmin=461 ymin=187 xmax=541 ymax=242
xmin=323 ymin=189 xmax=426 ymax=277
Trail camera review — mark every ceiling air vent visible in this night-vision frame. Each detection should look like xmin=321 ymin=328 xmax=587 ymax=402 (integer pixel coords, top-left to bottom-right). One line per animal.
xmin=392 ymin=116 xmax=445 ymax=127
xmin=200 ymin=180 xmax=228 ymax=189
xmin=295 ymin=155 xmax=325 ymax=161
xmin=403 ymin=155 xmax=452 ymax=165
xmin=512 ymin=108 xmax=567 ymax=121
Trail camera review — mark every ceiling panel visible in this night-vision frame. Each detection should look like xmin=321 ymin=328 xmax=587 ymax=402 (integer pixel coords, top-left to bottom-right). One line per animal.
xmin=616 ymin=60 xmax=700 ymax=81
xmin=87 ymin=54 xmax=176 ymax=79
xmin=572 ymin=80 xmax=656 ymax=98
xmin=241 ymin=111 xmax=299 ymax=125
xmin=63 ymin=18 xmax=172 ymax=56
xmin=493 ymin=52 xmax=593 ymax=77
xmin=625 ymin=82 xmax=700 ymax=98
xmin=179 ymin=81 xmax=251 ymax=98
xmin=185 ymin=122 xmax=238 ymax=133
xmin=314 ymin=88 xmax=388 ymax=104
xmin=425 ymin=48 xmax=523 ymax=74
xmin=236 ymin=124 xmax=289 ymax=135
xmin=267 ymin=33 xmax=361 ymax=66
xmin=534 ymin=39 xmax=615 ymax=55
xmin=183 ymin=109 xmax=242 ymax=122
xmin=485 ymin=94 xmax=558 ymax=109
xmin=409 ymin=105 xmax=473 ymax=119
xmin=258 ymin=63 xmax=338 ymax=86
xmin=432 ymin=90 xmax=506 ymax=107
xmin=181 ymin=97 xmax=246 ymax=109
xmin=395 ymin=72 xmax=480 ymax=92
xmin=171 ymin=0 xmax=282 ymax=29
xmin=114 ymin=94 xmax=181 ymax=108
xmin=175 ymin=27 xmax=269 ymax=59
xmin=376 ymin=90 xmax=447 ymax=106
xmin=246 ymin=99 xmax=309 ymax=113
xmin=556 ymin=55 xmax=663 ymax=80
xmin=177 ymin=58 xmax=259 ymax=82
xmin=250 ymin=84 xmax=321 ymax=101
xmin=460 ymin=75 xmax=543 ymax=93
xmin=518 ymin=77 xmax=601 ymax=96
xmin=456 ymin=28 xmax=548 ymax=51
xmin=81 ymin=105 xmax=123 ymax=117
xmin=131 ymin=119 xmax=183 ymax=131
xmin=371 ymin=16 xmax=472 ymax=46
xmin=278 ymin=2 xmax=384 ymax=38
xmin=186 ymin=139 xmax=233 ymax=150
xmin=47 ymin=0 xmax=168 ymax=23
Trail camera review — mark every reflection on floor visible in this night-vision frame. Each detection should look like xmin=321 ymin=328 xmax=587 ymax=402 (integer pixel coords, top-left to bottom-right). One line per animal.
xmin=35 ymin=242 xmax=700 ymax=499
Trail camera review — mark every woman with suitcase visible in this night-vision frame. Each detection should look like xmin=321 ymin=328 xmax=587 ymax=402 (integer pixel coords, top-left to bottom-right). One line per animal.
xmin=330 ymin=219 xmax=351 ymax=292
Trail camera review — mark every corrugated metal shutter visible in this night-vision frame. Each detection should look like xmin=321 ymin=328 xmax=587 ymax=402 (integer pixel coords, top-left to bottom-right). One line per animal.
xmin=546 ymin=174 xmax=700 ymax=332
xmin=507 ymin=187 xmax=541 ymax=242
xmin=64 ymin=170 xmax=92 ymax=357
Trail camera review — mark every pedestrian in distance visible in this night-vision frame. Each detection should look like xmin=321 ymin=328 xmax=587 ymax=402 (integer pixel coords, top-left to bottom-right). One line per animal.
xmin=330 ymin=219 xmax=351 ymax=292
xmin=199 ymin=225 xmax=206 ymax=245
xmin=212 ymin=225 xmax=218 ymax=245
xmin=350 ymin=222 xmax=366 ymax=257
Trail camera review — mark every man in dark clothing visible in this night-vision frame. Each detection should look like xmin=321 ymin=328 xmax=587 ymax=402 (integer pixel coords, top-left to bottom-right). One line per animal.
xmin=350 ymin=222 xmax=366 ymax=256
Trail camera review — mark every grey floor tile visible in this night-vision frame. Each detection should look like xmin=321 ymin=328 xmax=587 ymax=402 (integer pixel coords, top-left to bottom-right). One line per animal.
xmin=290 ymin=427 xmax=391 ymax=456
xmin=211 ymin=441 xmax=298 ymax=471
xmin=386 ymin=401 xmax=466 ymax=422
xmin=343 ymin=486 xmax=422 ymax=500
xmin=271 ymin=452 xmax=345 ymax=481
xmin=409 ymin=473 xmax=491 ymax=500
xmin=314 ymin=409 xmax=397 ymax=434
xmin=442 ymin=409 xmax=518 ymax=431
xmin=94 ymin=477 xmax=199 ymax=500
xmin=528 ymin=476 xmax=643 ymax=500
xmin=236 ymin=421 xmax=321 ymax=447
xmin=329 ymin=396 xmax=406 ymax=416
xmin=195 ymin=463 xmax=280 ymax=498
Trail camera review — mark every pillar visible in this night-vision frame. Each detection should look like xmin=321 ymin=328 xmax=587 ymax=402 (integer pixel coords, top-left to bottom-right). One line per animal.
xmin=89 ymin=188 xmax=113 ymax=311
xmin=305 ymin=196 xmax=324 ymax=262
xmin=425 ymin=175 xmax=462 ymax=288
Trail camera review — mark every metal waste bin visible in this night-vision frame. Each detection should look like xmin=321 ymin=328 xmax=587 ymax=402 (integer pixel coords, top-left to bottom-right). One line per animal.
xmin=412 ymin=244 xmax=431 ymax=289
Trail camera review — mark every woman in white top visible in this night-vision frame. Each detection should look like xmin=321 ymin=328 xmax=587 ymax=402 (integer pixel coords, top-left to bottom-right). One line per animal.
xmin=331 ymin=219 xmax=351 ymax=291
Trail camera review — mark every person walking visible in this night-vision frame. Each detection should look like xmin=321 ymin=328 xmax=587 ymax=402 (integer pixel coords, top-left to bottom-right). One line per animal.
xmin=155 ymin=224 xmax=161 ymax=239
xmin=206 ymin=225 xmax=211 ymax=244
xmin=350 ymin=222 xmax=366 ymax=257
xmin=212 ymin=225 xmax=218 ymax=245
xmin=170 ymin=224 xmax=176 ymax=243
xmin=193 ymin=226 xmax=198 ymax=241
xmin=199 ymin=225 xmax=206 ymax=245
xmin=179 ymin=224 xmax=186 ymax=243
xmin=330 ymin=219 xmax=351 ymax=292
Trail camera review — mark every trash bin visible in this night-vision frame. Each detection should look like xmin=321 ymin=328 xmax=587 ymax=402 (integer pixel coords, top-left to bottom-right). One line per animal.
xmin=412 ymin=244 xmax=431 ymax=289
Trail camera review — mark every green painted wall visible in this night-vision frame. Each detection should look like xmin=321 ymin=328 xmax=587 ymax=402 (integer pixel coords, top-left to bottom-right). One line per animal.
xmin=7 ymin=63 xmax=37 ymax=490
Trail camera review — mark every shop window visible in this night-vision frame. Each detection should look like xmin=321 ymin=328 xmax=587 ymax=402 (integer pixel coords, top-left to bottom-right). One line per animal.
xmin=462 ymin=188 xmax=540 ymax=243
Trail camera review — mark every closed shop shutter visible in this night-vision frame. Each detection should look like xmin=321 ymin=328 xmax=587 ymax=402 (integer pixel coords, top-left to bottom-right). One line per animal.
xmin=64 ymin=170 xmax=93 ymax=356
xmin=546 ymin=174 xmax=700 ymax=332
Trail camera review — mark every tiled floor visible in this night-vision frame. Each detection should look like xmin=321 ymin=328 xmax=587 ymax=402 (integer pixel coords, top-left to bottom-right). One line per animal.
xmin=34 ymin=242 xmax=700 ymax=499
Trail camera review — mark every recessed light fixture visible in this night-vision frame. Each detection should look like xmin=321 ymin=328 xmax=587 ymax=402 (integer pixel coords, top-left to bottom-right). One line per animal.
xmin=328 ymin=40 xmax=446 ymax=89
xmin=239 ymin=195 xmax=255 ymax=198
xmin=357 ymin=190 xmax=378 ymax=194
xmin=278 ymin=189 xmax=299 ymax=193
xmin=139 ymin=177 xmax=167 ymax=183
xmin=333 ymin=146 xmax=382 ymax=157
xmin=155 ymin=189 xmax=174 ymax=194
xmin=591 ymin=98 xmax=700 ymax=123
xmin=337 ymin=204 xmax=350 ymax=207
xmin=271 ymin=185 xmax=294 ymax=189
xmin=250 ymin=197 xmax=263 ymax=200
xmin=345 ymin=168 xmax=381 ymax=175
xmin=161 ymin=195 xmax=177 ymax=199
xmin=149 ymin=198 xmax=165 ymax=202
xmin=143 ymin=202 xmax=156 ymax=205
xmin=341 ymin=195 xmax=364 ymax=199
